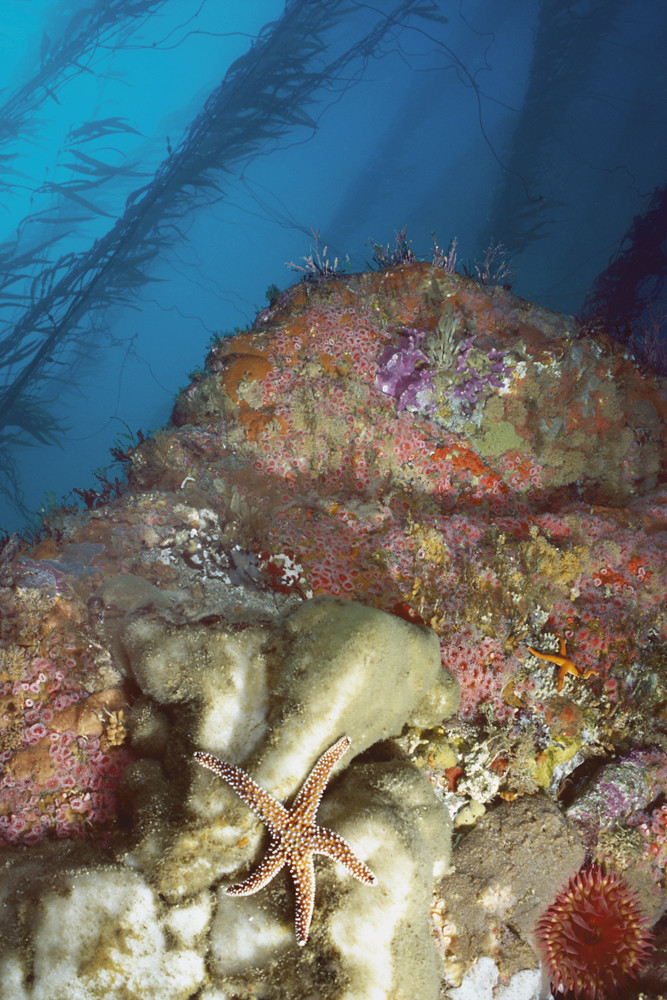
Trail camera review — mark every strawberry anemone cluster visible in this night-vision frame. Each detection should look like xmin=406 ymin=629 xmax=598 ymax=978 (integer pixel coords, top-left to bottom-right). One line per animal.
xmin=534 ymin=865 xmax=653 ymax=1000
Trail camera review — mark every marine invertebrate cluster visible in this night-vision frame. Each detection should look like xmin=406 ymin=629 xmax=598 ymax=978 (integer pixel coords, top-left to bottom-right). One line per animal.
xmin=640 ymin=802 xmax=667 ymax=886
xmin=286 ymin=228 xmax=340 ymax=280
xmin=441 ymin=628 xmax=517 ymax=722
xmin=0 ymin=726 xmax=131 ymax=845
xmin=369 ymin=225 xmax=416 ymax=268
xmin=0 ymin=583 xmax=133 ymax=846
xmin=534 ymin=865 xmax=653 ymax=1000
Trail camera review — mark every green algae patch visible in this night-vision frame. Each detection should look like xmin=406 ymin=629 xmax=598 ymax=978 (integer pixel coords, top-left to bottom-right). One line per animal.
xmin=476 ymin=405 xmax=526 ymax=458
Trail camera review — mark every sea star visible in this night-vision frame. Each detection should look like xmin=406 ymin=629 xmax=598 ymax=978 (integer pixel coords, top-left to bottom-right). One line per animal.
xmin=194 ymin=735 xmax=377 ymax=945
xmin=527 ymin=637 xmax=598 ymax=693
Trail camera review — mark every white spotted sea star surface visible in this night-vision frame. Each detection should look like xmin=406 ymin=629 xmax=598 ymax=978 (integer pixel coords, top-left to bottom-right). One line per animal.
xmin=194 ymin=735 xmax=377 ymax=945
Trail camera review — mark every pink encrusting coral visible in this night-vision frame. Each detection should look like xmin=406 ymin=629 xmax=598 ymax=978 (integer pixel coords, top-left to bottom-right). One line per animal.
xmin=0 ymin=729 xmax=131 ymax=845
xmin=641 ymin=803 xmax=667 ymax=886
xmin=441 ymin=627 xmax=517 ymax=722
xmin=0 ymin=580 xmax=133 ymax=847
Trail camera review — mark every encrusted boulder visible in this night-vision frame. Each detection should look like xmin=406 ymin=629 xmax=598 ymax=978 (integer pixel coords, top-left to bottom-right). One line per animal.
xmin=1 ymin=262 xmax=665 ymax=997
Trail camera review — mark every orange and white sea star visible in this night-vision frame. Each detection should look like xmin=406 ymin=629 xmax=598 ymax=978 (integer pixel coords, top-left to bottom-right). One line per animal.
xmin=194 ymin=735 xmax=377 ymax=945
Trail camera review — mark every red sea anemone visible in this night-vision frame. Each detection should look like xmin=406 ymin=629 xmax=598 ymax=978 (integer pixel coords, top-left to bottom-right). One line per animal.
xmin=534 ymin=865 xmax=653 ymax=1000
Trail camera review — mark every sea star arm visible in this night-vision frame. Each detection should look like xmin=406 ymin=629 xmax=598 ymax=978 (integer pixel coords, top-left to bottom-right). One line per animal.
xmin=527 ymin=639 xmax=580 ymax=693
xmin=312 ymin=825 xmax=377 ymax=885
xmin=194 ymin=750 xmax=289 ymax=831
xmin=293 ymin=735 xmax=351 ymax=824
xmin=286 ymin=852 xmax=316 ymax=946
xmin=225 ymin=842 xmax=286 ymax=895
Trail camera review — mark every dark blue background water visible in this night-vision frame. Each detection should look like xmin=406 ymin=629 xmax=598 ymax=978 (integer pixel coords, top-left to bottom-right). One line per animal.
xmin=0 ymin=0 xmax=665 ymax=535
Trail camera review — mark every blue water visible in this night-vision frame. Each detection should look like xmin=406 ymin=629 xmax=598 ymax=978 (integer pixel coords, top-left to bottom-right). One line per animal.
xmin=0 ymin=0 xmax=665 ymax=534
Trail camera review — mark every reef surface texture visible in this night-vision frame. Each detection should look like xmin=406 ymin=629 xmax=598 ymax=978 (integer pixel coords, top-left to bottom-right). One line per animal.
xmin=0 ymin=263 xmax=666 ymax=999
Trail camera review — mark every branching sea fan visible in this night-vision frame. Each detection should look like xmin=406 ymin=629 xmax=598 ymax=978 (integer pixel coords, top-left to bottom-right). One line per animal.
xmin=534 ymin=865 xmax=653 ymax=1000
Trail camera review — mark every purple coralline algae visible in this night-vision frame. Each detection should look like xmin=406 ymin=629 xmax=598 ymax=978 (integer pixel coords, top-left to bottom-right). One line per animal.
xmin=376 ymin=328 xmax=436 ymax=413
xmin=566 ymin=749 xmax=667 ymax=845
xmin=449 ymin=336 xmax=512 ymax=411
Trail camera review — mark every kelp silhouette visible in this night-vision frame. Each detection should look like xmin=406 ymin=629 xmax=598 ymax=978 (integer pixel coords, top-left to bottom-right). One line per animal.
xmin=583 ymin=182 xmax=667 ymax=372
xmin=0 ymin=0 xmax=447 ymax=518
xmin=0 ymin=2 xmax=162 ymax=155
xmin=481 ymin=0 xmax=627 ymax=257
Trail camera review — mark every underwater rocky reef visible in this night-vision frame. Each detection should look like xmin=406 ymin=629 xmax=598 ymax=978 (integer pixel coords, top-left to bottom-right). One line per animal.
xmin=0 ymin=261 xmax=666 ymax=998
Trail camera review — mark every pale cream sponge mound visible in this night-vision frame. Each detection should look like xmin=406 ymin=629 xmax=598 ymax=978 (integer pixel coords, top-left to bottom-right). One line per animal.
xmin=0 ymin=852 xmax=210 ymax=1000
xmin=122 ymin=595 xmax=458 ymax=775
xmin=0 ymin=598 xmax=459 ymax=1000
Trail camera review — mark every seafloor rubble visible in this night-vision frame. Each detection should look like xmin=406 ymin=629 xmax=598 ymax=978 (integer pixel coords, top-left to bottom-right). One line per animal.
xmin=0 ymin=262 xmax=665 ymax=999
